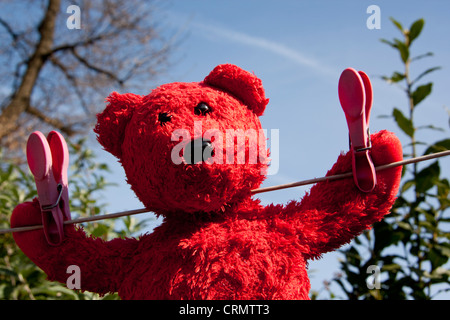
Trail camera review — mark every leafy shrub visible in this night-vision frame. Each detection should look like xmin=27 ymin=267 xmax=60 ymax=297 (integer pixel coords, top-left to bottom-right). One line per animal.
xmin=321 ymin=18 xmax=449 ymax=300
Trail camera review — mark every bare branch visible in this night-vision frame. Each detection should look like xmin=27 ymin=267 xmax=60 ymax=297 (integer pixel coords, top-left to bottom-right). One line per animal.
xmin=70 ymin=47 xmax=124 ymax=86
xmin=49 ymin=31 xmax=120 ymax=55
xmin=26 ymin=105 xmax=77 ymax=136
xmin=0 ymin=17 xmax=19 ymax=41
xmin=0 ymin=0 xmax=61 ymax=140
xmin=0 ymin=0 xmax=175 ymax=157
xmin=48 ymin=55 xmax=90 ymax=114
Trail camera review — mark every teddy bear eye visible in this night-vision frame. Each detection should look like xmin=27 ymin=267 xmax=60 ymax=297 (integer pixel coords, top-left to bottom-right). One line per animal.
xmin=158 ymin=112 xmax=172 ymax=126
xmin=194 ymin=102 xmax=212 ymax=116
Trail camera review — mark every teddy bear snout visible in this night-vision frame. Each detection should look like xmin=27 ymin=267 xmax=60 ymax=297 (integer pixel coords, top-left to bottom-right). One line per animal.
xmin=183 ymin=138 xmax=214 ymax=164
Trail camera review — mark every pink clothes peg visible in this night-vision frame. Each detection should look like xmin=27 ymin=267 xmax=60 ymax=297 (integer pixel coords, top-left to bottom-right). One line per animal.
xmin=26 ymin=131 xmax=71 ymax=246
xmin=338 ymin=68 xmax=377 ymax=192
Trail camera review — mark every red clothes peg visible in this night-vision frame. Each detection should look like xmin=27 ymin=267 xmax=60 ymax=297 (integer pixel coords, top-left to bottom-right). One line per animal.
xmin=338 ymin=68 xmax=377 ymax=192
xmin=26 ymin=131 xmax=71 ymax=246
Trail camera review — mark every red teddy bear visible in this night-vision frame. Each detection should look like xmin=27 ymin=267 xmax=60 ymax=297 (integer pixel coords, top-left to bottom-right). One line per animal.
xmin=11 ymin=64 xmax=402 ymax=299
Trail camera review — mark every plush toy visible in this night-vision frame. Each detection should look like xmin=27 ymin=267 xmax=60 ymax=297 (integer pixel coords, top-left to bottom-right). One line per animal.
xmin=11 ymin=64 xmax=403 ymax=299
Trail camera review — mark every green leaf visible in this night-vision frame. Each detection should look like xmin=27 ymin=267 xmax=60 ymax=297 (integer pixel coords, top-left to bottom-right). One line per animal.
xmin=397 ymin=221 xmax=413 ymax=231
xmin=437 ymin=244 xmax=450 ymax=258
xmin=415 ymin=161 xmax=440 ymax=193
xmin=374 ymin=220 xmax=400 ymax=253
xmin=411 ymin=52 xmax=434 ymax=61
xmin=380 ymin=38 xmax=396 ymax=49
xmin=412 ymin=83 xmax=433 ymax=106
xmin=382 ymin=264 xmax=402 ymax=272
xmin=390 ymin=17 xmax=404 ymax=33
xmin=409 ymin=19 xmax=425 ymax=44
xmin=401 ymin=179 xmax=415 ymax=193
xmin=31 ymin=284 xmax=79 ymax=300
xmin=428 ymin=246 xmax=448 ymax=270
xmin=424 ymin=139 xmax=450 ymax=154
xmin=91 ymin=223 xmax=111 ymax=238
xmin=383 ymin=71 xmax=406 ymax=84
xmin=412 ymin=66 xmax=441 ymax=85
xmin=417 ymin=124 xmax=444 ymax=132
xmin=101 ymin=293 xmax=120 ymax=300
xmin=394 ymin=39 xmax=410 ymax=63
xmin=393 ymin=108 xmax=414 ymax=137
xmin=436 ymin=179 xmax=450 ymax=209
xmin=427 ymin=267 xmax=450 ymax=281
xmin=0 ymin=266 xmax=18 ymax=277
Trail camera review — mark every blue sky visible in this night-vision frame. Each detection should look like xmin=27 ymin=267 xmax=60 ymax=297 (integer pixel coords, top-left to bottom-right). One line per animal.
xmin=86 ymin=1 xmax=450 ymax=298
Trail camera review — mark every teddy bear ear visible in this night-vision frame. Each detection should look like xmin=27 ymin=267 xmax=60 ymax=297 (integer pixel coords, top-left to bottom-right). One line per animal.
xmin=203 ymin=64 xmax=269 ymax=116
xmin=94 ymin=92 xmax=142 ymax=158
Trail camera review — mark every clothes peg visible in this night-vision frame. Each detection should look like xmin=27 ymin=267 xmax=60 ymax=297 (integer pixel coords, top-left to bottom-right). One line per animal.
xmin=338 ymin=68 xmax=377 ymax=192
xmin=26 ymin=131 xmax=71 ymax=245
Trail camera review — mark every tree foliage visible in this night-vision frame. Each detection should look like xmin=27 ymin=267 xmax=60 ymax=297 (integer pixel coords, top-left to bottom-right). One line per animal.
xmin=0 ymin=0 xmax=173 ymax=159
xmin=320 ymin=17 xmax=450 ymax=300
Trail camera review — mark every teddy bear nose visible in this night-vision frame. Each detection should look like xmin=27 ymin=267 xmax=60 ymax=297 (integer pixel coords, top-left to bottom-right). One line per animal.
xmin=183 ymin=138 xmax=214 ymax=164
xmin=202 ymin=140 xmax=212 ymax=150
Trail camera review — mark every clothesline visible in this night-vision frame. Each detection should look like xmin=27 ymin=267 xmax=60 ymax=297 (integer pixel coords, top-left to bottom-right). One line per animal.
xmin=1 ymin=149 xmax=449 ymax=235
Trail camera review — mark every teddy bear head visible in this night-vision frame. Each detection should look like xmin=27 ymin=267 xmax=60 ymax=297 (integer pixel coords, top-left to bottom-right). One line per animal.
xmin=94 ymin=64 xmax=270 ymax=217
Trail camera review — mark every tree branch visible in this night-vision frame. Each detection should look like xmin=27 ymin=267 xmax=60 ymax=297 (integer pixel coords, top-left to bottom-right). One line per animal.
xmin=26 ymin=106 xmax=77 ymax=136
xmin=48 ymin=30 xmax=121 ymax=55
xmin=0 ymin=17 xmax=19 ymax=42
xmin=70 ymin=48 xmax=124 ymax=85
xmin=48 ymin=56 xmax=90 ymax=114
xmin=0 ymin=0 xmax=174 ymax=155
xmin=0 ymin=0 xmax=61 ymax=141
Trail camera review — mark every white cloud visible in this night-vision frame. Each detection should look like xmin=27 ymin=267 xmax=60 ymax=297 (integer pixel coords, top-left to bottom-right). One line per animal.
xmin=193 ymin=22 xmax=335 ymax=76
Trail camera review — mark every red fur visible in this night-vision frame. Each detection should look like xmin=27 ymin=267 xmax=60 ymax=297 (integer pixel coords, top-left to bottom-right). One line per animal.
xmin=11 ymin=64 xmax=402 ymax=299
xmin=204 ymin=64 xmax=269 ymax=116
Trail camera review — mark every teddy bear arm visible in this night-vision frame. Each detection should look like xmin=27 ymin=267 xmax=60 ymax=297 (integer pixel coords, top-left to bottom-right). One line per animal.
xmin=11 ymin=200 xmax=139 ymax=295
xmin=43 ymin=230 xmax=139 ymax=295
xmin=286 ymin=130 xmax=403 ymax=259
